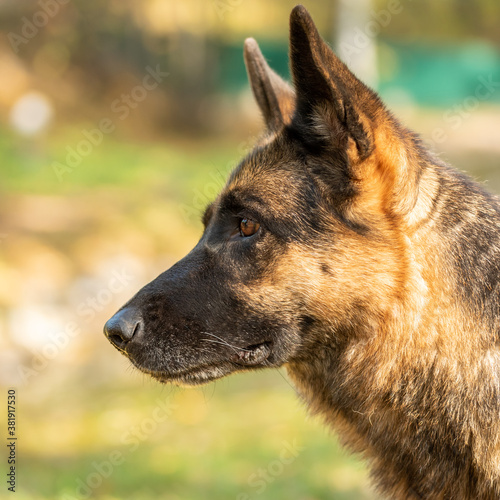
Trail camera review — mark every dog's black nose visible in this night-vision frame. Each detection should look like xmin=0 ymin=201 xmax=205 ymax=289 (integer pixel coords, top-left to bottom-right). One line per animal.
xmin=104 ymin=308 xmax=143 ymax=351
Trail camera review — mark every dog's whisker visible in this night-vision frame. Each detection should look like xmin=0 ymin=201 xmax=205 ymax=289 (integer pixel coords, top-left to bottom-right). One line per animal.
xmin=202 ymin=338 xmax=241 ymax=353
xmin=202 ymin=332 xmax=252 ymax=352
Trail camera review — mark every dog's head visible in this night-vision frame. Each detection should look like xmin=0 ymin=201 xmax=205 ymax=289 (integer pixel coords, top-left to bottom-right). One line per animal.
xmin=104 ymin=6 xmax=434 ymax=385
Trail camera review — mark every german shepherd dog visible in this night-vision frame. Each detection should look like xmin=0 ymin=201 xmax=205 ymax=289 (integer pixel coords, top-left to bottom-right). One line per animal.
xmin=104 ymin=5 xmax=500 ymax=499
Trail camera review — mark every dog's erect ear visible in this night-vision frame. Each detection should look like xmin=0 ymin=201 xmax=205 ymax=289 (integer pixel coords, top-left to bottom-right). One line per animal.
xmin=288 ymin=6 xmax=429 ymax=223
xmin=289 ymin=5 xmax=379 ymax=160
xmin=244 ymin=38 xmax=295 ymax=130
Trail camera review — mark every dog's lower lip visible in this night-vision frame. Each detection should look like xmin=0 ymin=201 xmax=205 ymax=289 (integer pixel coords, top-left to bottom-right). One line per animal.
xmin=231 ymin=341 xmax=272 ymax=365
xmin=140 ymin=363 xmax=222 ymax=383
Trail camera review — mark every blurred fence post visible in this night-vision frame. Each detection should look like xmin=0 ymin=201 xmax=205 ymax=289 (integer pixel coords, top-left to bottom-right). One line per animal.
xmin=335 ymin=0 xmax=378 ymax=89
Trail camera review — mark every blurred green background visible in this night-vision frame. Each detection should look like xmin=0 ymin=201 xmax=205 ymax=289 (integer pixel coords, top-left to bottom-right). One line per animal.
xmin=0 ymin=0 xmax=499 ymax=499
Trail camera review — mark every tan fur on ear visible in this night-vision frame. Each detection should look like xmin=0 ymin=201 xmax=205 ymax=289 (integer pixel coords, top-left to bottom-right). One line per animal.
xmin=244 ymin=38 xmax=295 ymax=129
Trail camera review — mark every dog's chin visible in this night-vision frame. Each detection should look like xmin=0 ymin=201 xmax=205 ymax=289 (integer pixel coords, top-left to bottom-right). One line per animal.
xmin=130 ymin=341 xmax=274 ymax=387
xmin=147 ymin=364 xmax=235 ymax=386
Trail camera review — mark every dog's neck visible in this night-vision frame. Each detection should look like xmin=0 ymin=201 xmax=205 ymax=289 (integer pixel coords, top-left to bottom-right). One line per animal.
xmin=286 ymin=218 xmax=500 ymax=499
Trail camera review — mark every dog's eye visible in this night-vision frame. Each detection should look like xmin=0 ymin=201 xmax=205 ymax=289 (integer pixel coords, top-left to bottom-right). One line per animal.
xmin=239 ymin=218 xmax=260 ymax=237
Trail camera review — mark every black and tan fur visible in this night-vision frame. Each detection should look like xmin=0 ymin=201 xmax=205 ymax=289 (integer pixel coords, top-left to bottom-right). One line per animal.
xmin=104 ymin=6 xmax=500 ymax=499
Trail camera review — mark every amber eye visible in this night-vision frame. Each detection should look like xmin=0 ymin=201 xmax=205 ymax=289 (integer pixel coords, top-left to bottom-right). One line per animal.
xmin=239 ymin=218 xmax=260 ymax=237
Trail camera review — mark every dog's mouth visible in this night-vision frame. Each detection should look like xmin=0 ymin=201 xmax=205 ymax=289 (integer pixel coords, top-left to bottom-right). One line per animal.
xmin=132 ymin=341 xmax=273 ymax=386
xmin=230 ymin=341 xmax=272 ymax=365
